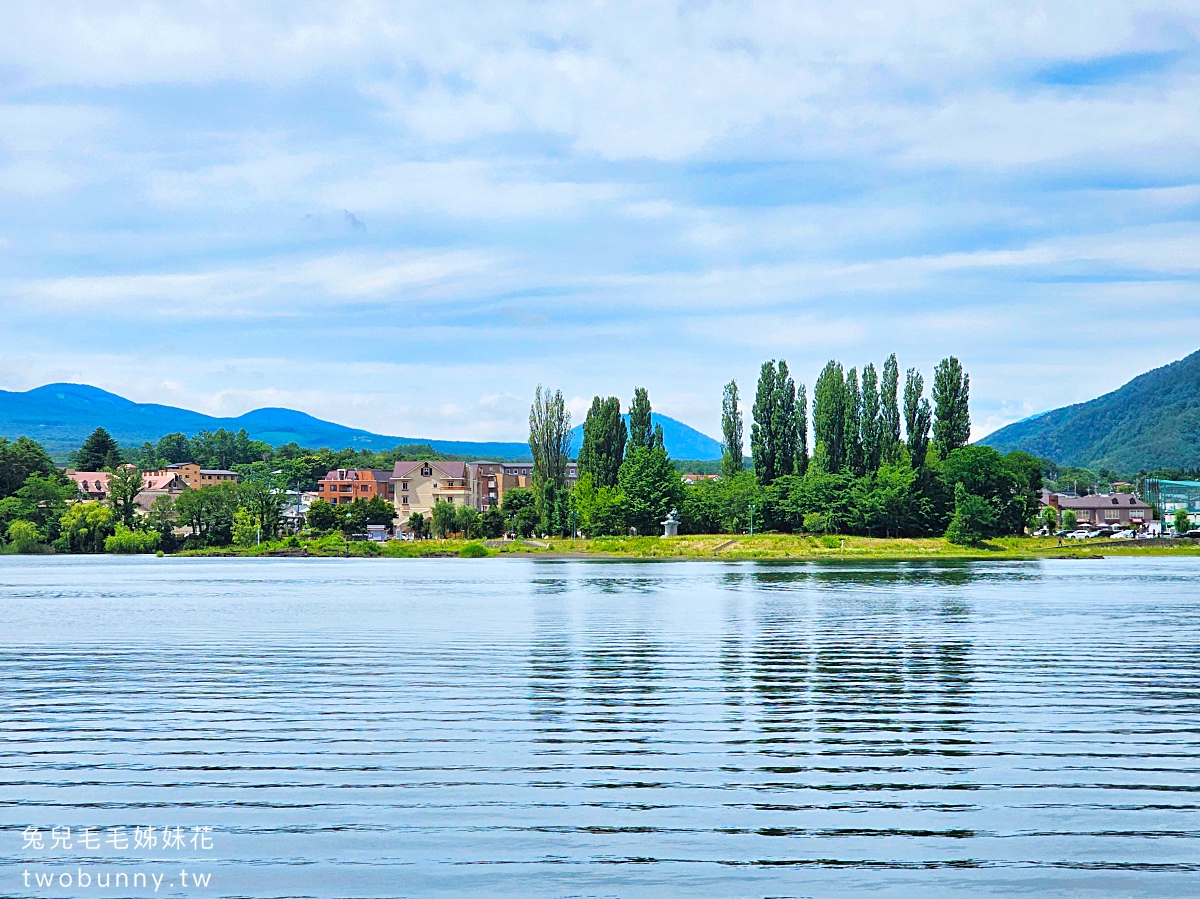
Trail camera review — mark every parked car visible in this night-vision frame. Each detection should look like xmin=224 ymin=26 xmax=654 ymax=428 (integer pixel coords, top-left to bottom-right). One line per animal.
xmin=1186 ymin=529 xmax=1200 ymax=539
xmin=1112 ymin=530 xmax=1136 ymax=539
xmin=1067 ymin=530 xmax=1093 ymax=539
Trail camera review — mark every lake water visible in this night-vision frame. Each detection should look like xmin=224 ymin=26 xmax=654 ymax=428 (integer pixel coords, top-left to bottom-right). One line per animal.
xmin=1 ymin=556 xmax=1198 ymax=898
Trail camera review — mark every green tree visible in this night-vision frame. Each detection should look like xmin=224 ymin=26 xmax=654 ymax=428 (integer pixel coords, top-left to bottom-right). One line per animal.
xmin=627 ymin=387 xmax=653 ymax=450
xmin=903 ymin=368 xmax=931 ymax=468
xmin=813 ymin=360 xmax=847 ymax=473
xmin=61 ymin=502 xmax=115 ymax=553
xmin=146 ymin=494 xmax=179 ymax=552
xmin=238 ymin=480 xmax=286 ymax=541
xmin=74 ymin=427 xmax=122 ymax=471
xmin=362 ymin=495 xmax=395 ymax=529
xmin=941 ymin=445 xmax=1029 ymax=536
xmin=946 ymin=482 xmax=997 ymax=546
xmin=501 ymin=487 xmax=538 ymax=538
xmin=174 ymin=483 xmax=237 ymax=545
xmin=843 ymin=366 xmax=863 ymax=475
xmin=932 ymin=356 xmax=971 ymax=460
xmin=105 ymin=523 xmax=161 ymax=554
xmin=232 ymin=508 xmax=259 ymax=547
xmin=751 ymin=361 xmax=778 ymax=484
xmin=156 ymin=432 xmax=192 ymax=464
xmin=773 ymin=361 xmax=800 ymax=478
xmin=306 ymin=498 xmax=337 ymax=531
xmin=431 ymin=499 xmax=457 ymax=538
xmin=529 ymin=385 xmax=572 ymax=490
xmin=407 ymin=511 xmax=430 ymax=539
xmin=14 ymin=472 xmax=74 ymax=542
xmin=880 ymin=354 xmax=902 ymax=465
xmin=679 ymin=470 xmax=761 ymax=535
xmin=617 ymin=445 xmax=682 ymax=535
xmin=795 ymin=383 xmax=809 ymax=477
xmin=0 ymin=436 xmax=60 ymax=498
xmin=1040 ymin=505 xmax=1059 ymax=531
xmin=573 ymin=473 xmax=627 ymax=537
xmin=456 ymin=503 xmax=481 ymax=539
xmin=1176 ymin=508 xmax=1192 ymax=535
xmin=106 ymin=464 xmax=143 ymax=527
xmin=480 ymin=507 xmax=506 ymax=539
xmin=578 ymin=396 xmax=627 ymax=488
xmin=6 ymin=519 xmax=41 ymax=553
xmin=1062 ymin=509 xmax=1078 ymax=530
xmin=720 ymin=380 xmax=744 ymax=478
xmin=861 ymin=363 xmax=882 ymax=473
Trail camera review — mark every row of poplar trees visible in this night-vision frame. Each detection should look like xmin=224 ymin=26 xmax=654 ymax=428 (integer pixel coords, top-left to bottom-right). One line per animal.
xmin=721 ymin=355 xmax=972 ymax=484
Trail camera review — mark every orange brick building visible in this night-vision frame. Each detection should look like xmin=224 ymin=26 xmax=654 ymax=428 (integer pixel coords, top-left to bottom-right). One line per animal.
xmin=316 ymin=469 xmax=395 ymax=505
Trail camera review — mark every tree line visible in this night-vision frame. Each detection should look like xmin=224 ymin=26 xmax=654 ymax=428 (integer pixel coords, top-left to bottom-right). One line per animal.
xmin=527 ymin=354 xmax=1038 ymax=546
xmin=1 ymin=352 xmax=1042 ymax=553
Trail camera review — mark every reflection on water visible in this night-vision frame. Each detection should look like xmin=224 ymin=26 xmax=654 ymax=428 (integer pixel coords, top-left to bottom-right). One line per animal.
xmin=1 ymin=556 xmax=1199 ymax=898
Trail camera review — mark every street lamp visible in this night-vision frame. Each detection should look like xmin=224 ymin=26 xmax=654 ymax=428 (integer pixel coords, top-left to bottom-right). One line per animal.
xmin=748 ymin=503 xmax=756 ymax=537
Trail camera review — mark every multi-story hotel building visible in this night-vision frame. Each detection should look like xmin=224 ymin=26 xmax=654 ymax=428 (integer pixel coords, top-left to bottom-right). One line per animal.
xmin=315 ymin=468 xmax=395 ymax=506
xmin=391 ymin=459 xmax=578 ymax=527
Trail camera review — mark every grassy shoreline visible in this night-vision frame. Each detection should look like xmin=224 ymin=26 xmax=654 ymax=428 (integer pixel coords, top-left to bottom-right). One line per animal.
xmin=169 ymin=533 xmax=1200 ymax=561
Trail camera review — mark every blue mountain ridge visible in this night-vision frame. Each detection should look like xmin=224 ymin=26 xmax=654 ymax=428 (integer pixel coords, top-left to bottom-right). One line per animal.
xmin=1 ymin=383 xmax=723 ymax=461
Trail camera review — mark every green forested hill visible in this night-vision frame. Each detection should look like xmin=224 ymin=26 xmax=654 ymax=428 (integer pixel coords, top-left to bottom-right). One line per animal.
xmin=979 ymin=349 xmax=1200 ymax=472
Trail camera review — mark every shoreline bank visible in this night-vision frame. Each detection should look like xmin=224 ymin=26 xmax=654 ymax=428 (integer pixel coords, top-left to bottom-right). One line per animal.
xmin=162 ymin=534 xmax=1200 ymax=561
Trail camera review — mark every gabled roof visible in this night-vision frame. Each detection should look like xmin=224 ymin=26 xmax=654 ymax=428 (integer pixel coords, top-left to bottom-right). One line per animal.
xmin=1056 ymin=493 xmax=1151 ymax=509
xmin=391 ymin=460 xmax=468 ymax=479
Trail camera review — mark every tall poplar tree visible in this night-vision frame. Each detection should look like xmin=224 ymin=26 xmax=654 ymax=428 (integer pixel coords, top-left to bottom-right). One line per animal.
xmin=529 ymin=385 xmax=572 ymax=490
xmin=813 ymin=360 xmax=847 ymax=472
xmin=932 ymin=356 xmax=971 ymax=460
xmin=796 ymin=383 xmax=809 ymax=477
xmin=861 ymin=363 xmax=882 ymax=473
xmin=628 ymin=387 xmax=653 ymax=450
xmin=903 ymin=369 xmax=932 ymax=468
xmin=751 ymin=361 xmax=778 ymax=484
xmin=720 ymin=380 xmax=744 ymax=477
xmin=844 ymin=367 xmax=863 ymax=476
xmin=880 ymin=354 xmax=901 ymax=465
xmin=578 ymin=396 xmax=626 ymax=488
xmin=774 ymin=360 xmax=799 ymax=478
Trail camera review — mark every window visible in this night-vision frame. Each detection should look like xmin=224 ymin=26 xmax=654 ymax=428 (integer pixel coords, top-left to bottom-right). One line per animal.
xmin=1104 ymin=509 xmax=1120 ymax=520
xmin=361 ymin=485 xmax=368 ymax=492
xmin=317 ymin=484 xmax=324 ymax=491
xmin=401 ymin=496 xmax=408 ymax=505
xmin=421 ymin=466 xmax=432 ymax=476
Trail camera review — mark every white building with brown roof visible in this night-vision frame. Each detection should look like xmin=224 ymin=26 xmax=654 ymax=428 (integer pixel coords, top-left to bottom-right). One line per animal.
xmin=66 ymin=469 xmax=189 ymax=511
xmin=1044 ymin=492 xmax=1153 ymax=528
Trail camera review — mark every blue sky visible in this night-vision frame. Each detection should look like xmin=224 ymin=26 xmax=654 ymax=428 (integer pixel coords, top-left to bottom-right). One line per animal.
xmin=1 ymin=3 xmax=1199 ymax=445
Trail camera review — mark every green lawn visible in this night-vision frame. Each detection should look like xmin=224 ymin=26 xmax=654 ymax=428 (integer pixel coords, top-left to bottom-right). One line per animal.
xmin=173 ymin=533 xmax=1200 ymax=561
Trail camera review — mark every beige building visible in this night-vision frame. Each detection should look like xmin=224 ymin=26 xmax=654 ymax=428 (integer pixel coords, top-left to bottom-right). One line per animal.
xmin=391 ymin=460 xmax=472 ymax=522
xmin=391 ymin=459 xmax=578 ymax=528
xmin=143 ymin=462 xmax=240 ymax=489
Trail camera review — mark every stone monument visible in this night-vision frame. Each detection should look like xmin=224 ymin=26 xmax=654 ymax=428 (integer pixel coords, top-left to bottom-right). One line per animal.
xmin=661 ymin=508 xmax=680 ymax=538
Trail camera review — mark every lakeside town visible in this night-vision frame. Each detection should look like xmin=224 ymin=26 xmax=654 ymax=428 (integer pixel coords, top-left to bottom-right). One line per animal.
xmin=3 ymin=354 xmax=1199 ymax=556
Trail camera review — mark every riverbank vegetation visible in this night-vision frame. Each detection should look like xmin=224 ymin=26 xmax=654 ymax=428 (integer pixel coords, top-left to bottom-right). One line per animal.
xmin=0 ymin=351 xmax=1192 ymax=558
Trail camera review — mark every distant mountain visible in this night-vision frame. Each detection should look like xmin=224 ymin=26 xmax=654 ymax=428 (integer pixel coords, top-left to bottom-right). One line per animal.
xmin=0 ymin=383 xmax=723 ymax=461
xmin=568 ymin=414 xmax=723 ymax=461
xmin=979 ymin=349 xmax=1200 ymax=471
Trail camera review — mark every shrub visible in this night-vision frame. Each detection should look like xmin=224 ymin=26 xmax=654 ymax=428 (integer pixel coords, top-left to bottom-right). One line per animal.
xmin=946 ymin=483 xmax=998 ymax=546
xmin=104 ymin=524 xmax=162 ymax=554
xmin=459 ymin=542 xmax=489 ymax=558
